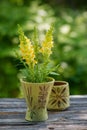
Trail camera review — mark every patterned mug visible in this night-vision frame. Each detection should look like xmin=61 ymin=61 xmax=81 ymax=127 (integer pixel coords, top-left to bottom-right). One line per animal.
xmin=47 ymin=81 xmax=70 ymax=110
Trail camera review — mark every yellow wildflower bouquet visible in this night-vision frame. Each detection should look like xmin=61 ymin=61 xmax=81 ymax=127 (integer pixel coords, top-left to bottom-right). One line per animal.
xmin=18 ymin=25 xmax=58 ymax=83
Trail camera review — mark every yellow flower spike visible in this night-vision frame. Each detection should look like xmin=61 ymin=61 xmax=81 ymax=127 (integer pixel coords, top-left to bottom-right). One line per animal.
xmin=18 ymin=25 xmax=37 ymax=67
xmin=40 ymin=25 xmax=54 ymax=59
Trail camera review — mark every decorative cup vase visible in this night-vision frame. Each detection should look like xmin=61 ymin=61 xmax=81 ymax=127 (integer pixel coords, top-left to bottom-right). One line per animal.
xmin=47 ymin=81 xmax=70 ymax=110
xmin=20 ymin=78 xmax=54 ymax=121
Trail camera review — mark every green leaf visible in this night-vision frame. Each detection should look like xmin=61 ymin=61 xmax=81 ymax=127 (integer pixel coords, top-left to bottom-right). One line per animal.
xmin=50 ymin=72 xmax=60 ymax=76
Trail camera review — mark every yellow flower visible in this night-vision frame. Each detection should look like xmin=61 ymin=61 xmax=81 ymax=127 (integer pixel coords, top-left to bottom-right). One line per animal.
xmin=40 ymin=26 xmax=53 ymax=58
xmin=17 ymin=24 xmax=56 ymax=83
xmin=18 ymin=27 xmax=37 ymax=67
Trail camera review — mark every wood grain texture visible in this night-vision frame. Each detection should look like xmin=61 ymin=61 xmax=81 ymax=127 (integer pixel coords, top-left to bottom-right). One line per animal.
xmin=0 ymin=96 xmax=87 ymax=130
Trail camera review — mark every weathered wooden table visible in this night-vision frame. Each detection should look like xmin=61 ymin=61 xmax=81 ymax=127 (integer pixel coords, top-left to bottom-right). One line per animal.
xmin=0 ymin=96 xmax=87 ymax=130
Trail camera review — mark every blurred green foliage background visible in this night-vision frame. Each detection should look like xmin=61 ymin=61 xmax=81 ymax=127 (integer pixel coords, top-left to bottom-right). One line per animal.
xmin=0 ymin=0 xmax=87 ymax=97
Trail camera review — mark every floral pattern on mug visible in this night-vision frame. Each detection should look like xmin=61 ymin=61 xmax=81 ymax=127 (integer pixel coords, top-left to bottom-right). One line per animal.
xmin=49 ymin=86 xmax=69 ymax=108
xmin=38 ymin=85 xmax=49 ymax=108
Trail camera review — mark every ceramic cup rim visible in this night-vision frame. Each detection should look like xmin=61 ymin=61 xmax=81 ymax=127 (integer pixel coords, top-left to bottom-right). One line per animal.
xmin=54 ymin=81 xmax=69 ymax=87
xmin=20 ymin=77 xmax=55 ymax=85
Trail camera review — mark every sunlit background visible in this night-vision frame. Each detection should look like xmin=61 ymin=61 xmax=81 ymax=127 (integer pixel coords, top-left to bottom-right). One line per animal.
xmin=0 ymin=0 xmax=87 ymax=97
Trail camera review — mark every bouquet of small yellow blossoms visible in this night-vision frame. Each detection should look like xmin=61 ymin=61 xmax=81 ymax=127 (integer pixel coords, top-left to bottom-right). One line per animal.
xmin=18 ymin=25 xmax=59 ymax=83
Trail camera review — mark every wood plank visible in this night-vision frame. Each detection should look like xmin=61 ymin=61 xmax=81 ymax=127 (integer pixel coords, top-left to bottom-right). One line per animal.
xmin=0 ymin=96 xmax=87 ymax=130
xmin=0 ymin=123 xmax=87 ymax=130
